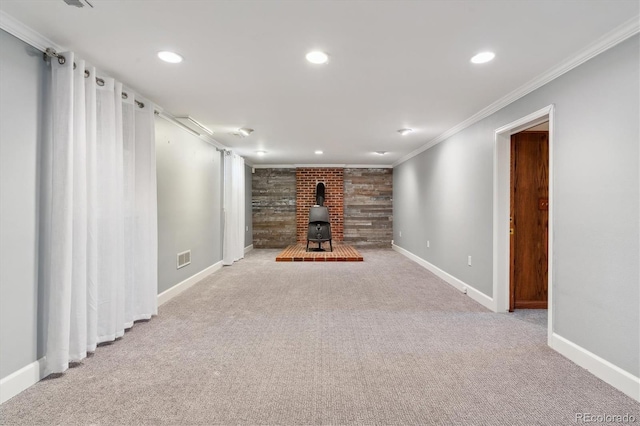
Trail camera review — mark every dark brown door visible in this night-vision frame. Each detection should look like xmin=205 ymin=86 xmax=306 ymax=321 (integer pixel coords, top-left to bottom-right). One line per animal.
xmin=510 ymin=131 xmax=549 ymax=311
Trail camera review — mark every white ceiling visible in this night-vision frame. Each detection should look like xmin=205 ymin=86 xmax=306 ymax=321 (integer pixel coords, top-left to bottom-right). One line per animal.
xmin=1 ymin=1 xmax=638 ymax=166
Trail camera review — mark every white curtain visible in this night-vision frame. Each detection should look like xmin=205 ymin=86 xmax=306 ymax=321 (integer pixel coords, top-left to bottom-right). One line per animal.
xmin=43 ymin=52 xmax=158 ymax=374
xmin=222 ymin=152 xmax=245 ymax=265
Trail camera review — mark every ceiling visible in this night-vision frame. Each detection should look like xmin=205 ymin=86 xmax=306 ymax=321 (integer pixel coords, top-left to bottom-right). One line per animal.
xmin=1 ymin=1 xmax=638 ymax=166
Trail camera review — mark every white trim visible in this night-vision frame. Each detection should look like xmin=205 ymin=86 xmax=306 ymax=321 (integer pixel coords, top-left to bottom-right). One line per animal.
xmin=393 ymin=16 xmax=639 ymax=167
xmin=252 ymin=164 xmax=296 ymax=169
xmin=392 ymin=244 xmax=495 ymax=311
xmin=252 ymin=164 xmax=393 ymax=169
xmin=0 ymin=358 xmax=46 ymax=404
xmin=550 ymin=333 xmax=640 ymax=402
xmin=244 ymin=244 xmax=253 ymax=254
xmin=157 ymin=261 xmax=223 ymax=306
xmin=393 ymin=239 xmax=640 ymax=402
xmin=493 ymin=105 xmax=554 ymax=343
xmin=2 ymin=260 xmax=225 ymax=404
xmin=0 ymin=10 xmax=64 ymax=53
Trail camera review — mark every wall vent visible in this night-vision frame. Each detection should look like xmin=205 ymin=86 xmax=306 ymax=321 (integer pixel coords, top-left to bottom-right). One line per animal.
xmin=177 ymin=250 xmax=191 ymax=269
xmin=175 ymin=116 xmax=213 ymax=136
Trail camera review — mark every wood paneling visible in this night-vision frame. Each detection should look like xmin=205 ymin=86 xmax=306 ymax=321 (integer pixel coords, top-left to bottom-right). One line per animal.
xmin=252 ymin=168 xmax=296 ymax=248
xmin=344 ymin=168 xmax=393 ymax=248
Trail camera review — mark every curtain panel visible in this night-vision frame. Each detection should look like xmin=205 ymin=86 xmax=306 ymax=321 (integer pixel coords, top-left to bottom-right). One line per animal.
xmin=222 ymin=152 xmax=245 ymax=266
xmin=43 ymin=52 xmax=158 ymax=374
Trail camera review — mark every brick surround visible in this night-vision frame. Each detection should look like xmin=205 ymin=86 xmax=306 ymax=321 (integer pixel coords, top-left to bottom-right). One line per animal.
xmin=296 ymin=168 xmax=344 ymax=244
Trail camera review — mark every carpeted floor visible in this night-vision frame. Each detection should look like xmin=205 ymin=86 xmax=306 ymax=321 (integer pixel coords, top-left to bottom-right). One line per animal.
xmin=1 ymin=249 xmax=638 ymax=425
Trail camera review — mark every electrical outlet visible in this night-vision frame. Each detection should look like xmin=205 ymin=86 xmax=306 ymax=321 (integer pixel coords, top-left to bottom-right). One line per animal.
xmin=468 ymin=256 xmax=472 ymax=266
xmin=427 ymin=240 xmax=430 ymax=248
xmin=245 ymin=226 xmax=249 ymax=232
xmin=399 ymin=231 xmax=402 ymax=237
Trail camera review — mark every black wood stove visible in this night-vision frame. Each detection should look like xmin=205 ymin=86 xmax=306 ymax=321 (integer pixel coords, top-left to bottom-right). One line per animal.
xmin=306 ymin=182 xmax=332 ymax=252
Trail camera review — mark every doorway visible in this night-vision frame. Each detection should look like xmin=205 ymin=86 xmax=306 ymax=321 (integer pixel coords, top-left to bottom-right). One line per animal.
xmin=509 ymin=126 xmax=549 ymax=310
xmin=493 ymin=105 xmax=554 ymax=340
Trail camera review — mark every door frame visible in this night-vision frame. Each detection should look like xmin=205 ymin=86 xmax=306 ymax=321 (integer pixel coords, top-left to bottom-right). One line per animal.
xmin=493 ymin=104 xmax=554 ymax=342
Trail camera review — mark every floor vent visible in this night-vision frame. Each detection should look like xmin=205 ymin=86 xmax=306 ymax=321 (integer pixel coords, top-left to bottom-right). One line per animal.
xmin=177 ymin=250 xmax=191 ymax=269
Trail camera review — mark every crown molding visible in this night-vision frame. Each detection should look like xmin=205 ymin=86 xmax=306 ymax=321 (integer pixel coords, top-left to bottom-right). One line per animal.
xmin=252 ymin=164 xmax=393 ymax=169
xmin=252 ymin=164 xmax=296 ymax=169
xmin=0 ymin=10 xmax=63 ymax=53
xmin=393 ymin=15 xmax=640 ymax=167
xmin=344 ymin=164 xmax=393 ymax=169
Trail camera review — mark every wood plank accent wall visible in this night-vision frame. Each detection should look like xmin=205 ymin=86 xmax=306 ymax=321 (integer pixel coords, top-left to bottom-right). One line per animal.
xmin=252 ymin=167 xmax=393 ymax=248
xmin=252 ymin=168 xmax=296 ymax=248
xmin=296 ymin=168 xmax=344 ymax=244
xmin=344 ymin=168 xmax=393 ymax=248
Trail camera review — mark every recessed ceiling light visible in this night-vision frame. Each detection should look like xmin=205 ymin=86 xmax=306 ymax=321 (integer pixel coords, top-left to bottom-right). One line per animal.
xmin=238 ymin=128 xmax=254 ymax=136
xmin=256 ymin=151 xmax=266 ymax=156
xmin=306 ymin=51 xmax=329 ymax=64
xmin=397 ymin=128 xmax=413 ymax=136
xmin=470 ymin=51 xmax=495 ymax=64
xmin=375 ymin=151 xmax=387 ymax=155
xmin=157 ymin=51 xmax=183 ymax=63
xmin=314 ymin=150 xmax=323 ymax=155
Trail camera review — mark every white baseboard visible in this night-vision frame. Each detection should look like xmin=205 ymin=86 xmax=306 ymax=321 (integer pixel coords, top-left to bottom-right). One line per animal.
xmin=550 ymin=333 xmax=640 ymax=402
xmin=391 ymin=244 xmax=639 ymax=401
xmin=392 ymin=244 xmax=496 ymax=311
xmin=1 ymin=262 xmax=224 ymax=405
xmin=0 ymin=358 xmax=45 ymax=404
xmin=157 ymin=261 xmax=223 ymax=306
xmin=244 ymin=244 xmax=253 ymax=254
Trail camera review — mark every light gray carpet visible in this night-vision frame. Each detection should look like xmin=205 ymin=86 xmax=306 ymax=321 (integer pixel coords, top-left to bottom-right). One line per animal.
xmin=1 ymin=249 xmax=638 ymax=425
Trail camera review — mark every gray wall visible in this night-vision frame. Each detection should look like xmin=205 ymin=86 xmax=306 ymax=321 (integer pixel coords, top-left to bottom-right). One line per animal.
xmin=0 ymin=30 xmax=48 ymax=379
xmin=155 ymin=119 xmax=223 ymax=294
xmin=0 ymin=29 xmax=227 ymax=381
xmin=393 ymin=35 xmax=639 ymax=376
xmin=245 ymin=164 xmax=253 ymax=248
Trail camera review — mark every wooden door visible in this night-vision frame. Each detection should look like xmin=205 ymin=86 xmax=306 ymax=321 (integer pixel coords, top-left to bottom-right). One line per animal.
xmin=510 ymin=131 xmax=549 ymax=310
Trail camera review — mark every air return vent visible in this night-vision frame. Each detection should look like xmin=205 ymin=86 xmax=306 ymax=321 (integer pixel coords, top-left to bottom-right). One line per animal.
xmin=177 ymin=250 xmax=191 ymax=269
xmin=175 ymin=116 xmax=213 ymax=136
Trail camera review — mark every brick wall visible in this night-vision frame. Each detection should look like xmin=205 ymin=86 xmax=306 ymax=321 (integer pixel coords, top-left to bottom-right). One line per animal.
xmin=252 ymin=168 xmax=296 ymax=248
xmin=344 ymin=168 xmax=393 ymax=248
xmin=296 ymin=168 xmax=344 ymax=244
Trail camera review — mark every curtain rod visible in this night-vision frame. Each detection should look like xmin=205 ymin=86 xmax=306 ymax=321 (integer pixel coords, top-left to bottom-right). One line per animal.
xmin=42 ymin=48 xmax=229 ymax=152
xmin=43 ymin=47 xmax=145 ymax=109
